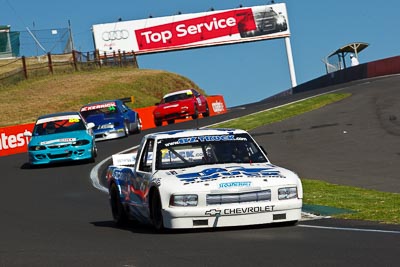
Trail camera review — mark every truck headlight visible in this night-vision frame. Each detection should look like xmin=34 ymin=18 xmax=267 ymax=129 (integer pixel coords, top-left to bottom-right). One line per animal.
xmin=278 ymin=187 xmax=297 ymax=200
xmin=170 ymin=194 xmax=198 ymax=207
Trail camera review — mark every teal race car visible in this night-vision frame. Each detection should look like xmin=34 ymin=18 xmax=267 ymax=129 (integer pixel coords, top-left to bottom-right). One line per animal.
xmin=25 ymin=111 xmax=97 ymax=166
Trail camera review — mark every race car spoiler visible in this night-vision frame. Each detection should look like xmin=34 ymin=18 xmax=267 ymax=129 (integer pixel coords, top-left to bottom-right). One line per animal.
xmin=119 ymin=96 xmax=135 ymax=104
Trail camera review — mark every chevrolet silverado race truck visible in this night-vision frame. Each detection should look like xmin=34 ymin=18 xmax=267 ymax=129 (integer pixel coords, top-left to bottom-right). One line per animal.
xmin=106 ymin=128 xmax=303 ymax=231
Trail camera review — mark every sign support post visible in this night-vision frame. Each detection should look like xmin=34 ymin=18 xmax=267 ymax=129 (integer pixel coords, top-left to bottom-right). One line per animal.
xmin=285 ymin=37 xmax=297 ymax=87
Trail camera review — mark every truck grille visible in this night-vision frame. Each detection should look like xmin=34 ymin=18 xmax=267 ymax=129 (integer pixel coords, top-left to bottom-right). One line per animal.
xmin=206 ymin=190 xmax=271 ymax=205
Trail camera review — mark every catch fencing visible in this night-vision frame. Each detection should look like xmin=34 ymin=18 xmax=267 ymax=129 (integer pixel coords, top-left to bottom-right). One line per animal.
xmin=0 ymin=27 xmax=71 ymax=59
xmin=0 ymin=50 xmax=139 ymax=88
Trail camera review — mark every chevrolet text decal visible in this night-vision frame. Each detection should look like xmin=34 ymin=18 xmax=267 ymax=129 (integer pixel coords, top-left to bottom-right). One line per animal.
xmin=205 ymin=205 xmax=275 ymax=216
xmin=176 ymin=167 xmax=283 ymax=183
xmin=135 ymin=9 xmax=255 ymax=50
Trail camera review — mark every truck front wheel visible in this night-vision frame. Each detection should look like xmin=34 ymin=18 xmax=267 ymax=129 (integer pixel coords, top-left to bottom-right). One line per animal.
xmin=110 ymin=183 xmax=128 ymax=226
xmin=151 ymin=190 xmax=164 ymax=232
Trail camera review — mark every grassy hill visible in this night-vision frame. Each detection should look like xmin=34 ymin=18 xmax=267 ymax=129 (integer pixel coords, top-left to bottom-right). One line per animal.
xmin=0 ymin=68 xmax=204 ymax=127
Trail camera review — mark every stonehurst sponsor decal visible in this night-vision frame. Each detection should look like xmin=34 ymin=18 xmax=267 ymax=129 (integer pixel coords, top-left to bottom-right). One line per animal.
xmin=135 ymin=9 xmax=255 ymax=50
xmin=219 ymin=181 xmax=252 ymax=188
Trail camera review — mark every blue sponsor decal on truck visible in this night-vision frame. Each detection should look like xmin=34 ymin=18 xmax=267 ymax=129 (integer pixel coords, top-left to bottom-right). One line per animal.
xmin=219 ymin=181 xmax=252 ymax=188
xmin=176 ymin=167 xmax=282 ymax=183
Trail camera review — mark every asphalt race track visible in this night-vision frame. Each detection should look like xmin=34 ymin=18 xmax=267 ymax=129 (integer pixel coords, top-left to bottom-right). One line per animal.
xmin=251 ymin=75 xmax=400 ymax=193
xmin=1 ymin=75 xmax=399 ymax=266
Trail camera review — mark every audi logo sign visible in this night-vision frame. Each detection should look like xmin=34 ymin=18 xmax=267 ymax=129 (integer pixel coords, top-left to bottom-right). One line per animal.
xmin=92 ymin=3 xmax=290 ymax=55
xmin=102 ymin=30 xmax=129 ymax=41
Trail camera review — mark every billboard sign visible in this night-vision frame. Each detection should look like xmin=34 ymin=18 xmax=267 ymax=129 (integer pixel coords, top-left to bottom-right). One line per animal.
xmin=92 ymin=3 xmax=290 ymax=55
xmin=0 ymin=123 xmax=33 ymax=157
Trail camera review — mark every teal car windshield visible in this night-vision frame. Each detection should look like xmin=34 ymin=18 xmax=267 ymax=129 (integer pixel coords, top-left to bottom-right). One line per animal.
xmin=33 ymin=118 xmax=86 ymax=136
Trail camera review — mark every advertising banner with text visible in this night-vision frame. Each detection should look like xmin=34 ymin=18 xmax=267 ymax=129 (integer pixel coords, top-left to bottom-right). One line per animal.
xmin=0 ymin=123 xmax=33 ymax=157
xmin=93 ymin=3 xmax=290 ymax=55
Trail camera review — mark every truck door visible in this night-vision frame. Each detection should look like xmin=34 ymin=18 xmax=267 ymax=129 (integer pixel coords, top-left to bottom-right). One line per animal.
xmin=134 ymin=138 xmax=155 ymax=218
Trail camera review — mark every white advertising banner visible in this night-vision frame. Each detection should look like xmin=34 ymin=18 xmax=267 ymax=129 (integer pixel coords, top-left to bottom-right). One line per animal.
xmin=92 ymin=3 xmax=290 ymax=55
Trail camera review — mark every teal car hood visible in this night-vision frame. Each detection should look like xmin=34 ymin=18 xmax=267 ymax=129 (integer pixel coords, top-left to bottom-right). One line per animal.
xmin=29 ymin=130 xmax=92 ymax=145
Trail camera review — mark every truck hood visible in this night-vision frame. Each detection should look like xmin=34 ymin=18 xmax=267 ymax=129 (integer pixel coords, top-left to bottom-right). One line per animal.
xmin=156 ymin=163 xmax=300 ymax=193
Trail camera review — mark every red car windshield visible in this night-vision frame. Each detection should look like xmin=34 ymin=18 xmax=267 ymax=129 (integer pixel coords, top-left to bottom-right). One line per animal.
xmin=162 ymin=93 xmax=192 ymax=104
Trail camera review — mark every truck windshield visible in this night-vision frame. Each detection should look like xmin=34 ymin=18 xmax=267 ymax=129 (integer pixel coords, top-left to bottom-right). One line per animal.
xmin=155 ymin=133 xmax=268 ymax=170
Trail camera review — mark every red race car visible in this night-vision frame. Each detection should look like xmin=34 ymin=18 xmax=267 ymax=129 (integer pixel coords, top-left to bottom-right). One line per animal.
xmin=153 ymin=89 xmax=209 ymax=126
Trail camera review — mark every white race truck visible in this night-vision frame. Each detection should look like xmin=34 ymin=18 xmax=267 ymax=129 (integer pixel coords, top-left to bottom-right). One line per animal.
xmin=106 ymin=128 xmax=303 ymax=231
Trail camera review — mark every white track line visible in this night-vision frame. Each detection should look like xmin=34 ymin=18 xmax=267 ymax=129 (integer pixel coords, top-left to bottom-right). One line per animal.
xmin=298 ymin=224 xmax=400 ymax=234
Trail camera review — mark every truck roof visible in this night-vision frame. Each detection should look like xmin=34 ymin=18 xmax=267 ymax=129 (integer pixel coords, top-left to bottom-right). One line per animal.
xmin=145 ymin=128 xmax=248 ymax=140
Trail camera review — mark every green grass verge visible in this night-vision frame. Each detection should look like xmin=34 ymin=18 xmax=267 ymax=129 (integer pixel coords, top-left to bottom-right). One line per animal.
xmin=303 ymin=179 xmax=400 ymax=224
xmin=210 ymin=93 xmax=400 ymax=224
